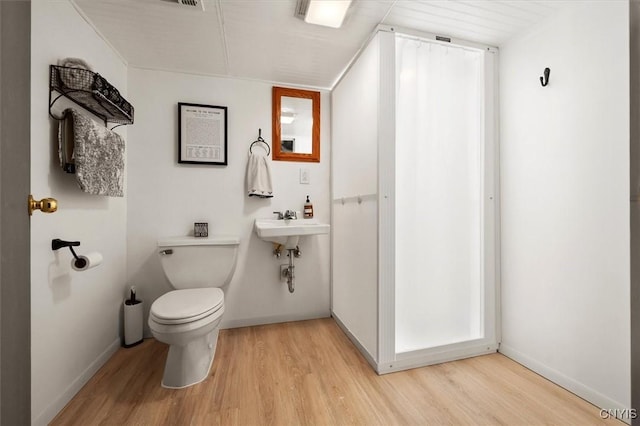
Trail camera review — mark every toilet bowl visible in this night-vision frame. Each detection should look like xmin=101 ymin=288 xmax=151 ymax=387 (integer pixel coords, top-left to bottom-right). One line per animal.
xmin=149 ymin=236 xmax=239 ymax=389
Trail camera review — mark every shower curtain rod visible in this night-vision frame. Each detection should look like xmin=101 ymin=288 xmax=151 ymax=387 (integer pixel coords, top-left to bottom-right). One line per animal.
xmin=377 ymin=24 xmax=499 ymax=54
xmin=332 ymin=24 xmax=498 ymax=89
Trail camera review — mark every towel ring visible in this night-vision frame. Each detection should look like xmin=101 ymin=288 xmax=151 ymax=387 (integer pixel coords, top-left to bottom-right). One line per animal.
xmin=249 ymin=128 xmax=271 ymax=156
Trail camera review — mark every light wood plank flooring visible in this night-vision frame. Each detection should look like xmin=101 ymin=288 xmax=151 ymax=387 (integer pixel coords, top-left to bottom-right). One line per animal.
xmin=52 ymin=318 xmax=620 ymax=425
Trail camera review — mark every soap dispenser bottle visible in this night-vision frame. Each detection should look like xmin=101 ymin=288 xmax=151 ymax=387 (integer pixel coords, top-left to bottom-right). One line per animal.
xmin=304 ymin=195 xmax=314 ymax=219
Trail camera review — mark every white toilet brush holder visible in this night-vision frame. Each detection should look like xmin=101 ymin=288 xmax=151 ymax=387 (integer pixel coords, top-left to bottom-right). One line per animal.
xmin=124 ymin=288 xmax=143 ymax=347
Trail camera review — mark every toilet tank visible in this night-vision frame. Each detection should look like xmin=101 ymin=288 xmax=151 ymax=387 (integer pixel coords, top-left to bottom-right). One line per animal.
xmin=157 ymin=236 xmax=240 ymax=289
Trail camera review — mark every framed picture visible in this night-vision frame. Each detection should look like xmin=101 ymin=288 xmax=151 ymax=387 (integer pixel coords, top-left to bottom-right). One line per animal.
xmin=178 ymin=102 xmax=227 ymax=165
xmin=281 ymin=138 xmax=295 ymax=153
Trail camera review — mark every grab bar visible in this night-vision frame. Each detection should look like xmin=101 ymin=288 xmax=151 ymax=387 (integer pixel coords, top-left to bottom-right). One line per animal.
xmin=332 ymin=193 xmax=377 ymax=205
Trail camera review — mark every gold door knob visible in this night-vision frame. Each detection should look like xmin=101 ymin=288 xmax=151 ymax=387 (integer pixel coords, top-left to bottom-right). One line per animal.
xmin=28 ymin=195 xmax=58 ymax=216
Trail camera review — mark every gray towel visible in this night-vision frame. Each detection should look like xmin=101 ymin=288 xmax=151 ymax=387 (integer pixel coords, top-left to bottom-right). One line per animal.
xmin=57 ymin=57 xmax=93 ymax=91
xmin=246 ymin=153 xmax=273 ymax=198
xmin=59 ymin=108 xmax=125 ymax=197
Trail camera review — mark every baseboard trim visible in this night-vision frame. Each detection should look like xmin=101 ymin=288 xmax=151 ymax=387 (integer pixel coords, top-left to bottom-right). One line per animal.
xmin=332 ymin=312 xmax=378 ymax=372
xmin=32 ymin=338 xmax=121 ymax=426
xmin=499 ymin=343 xmax=630 ymax=423
xmin=221 ymin=311 xmax=331 ymax=329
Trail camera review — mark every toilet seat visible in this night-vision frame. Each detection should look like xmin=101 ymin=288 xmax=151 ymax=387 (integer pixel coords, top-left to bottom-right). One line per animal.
xmin=150 ymin=288 xmax=224 ymax=325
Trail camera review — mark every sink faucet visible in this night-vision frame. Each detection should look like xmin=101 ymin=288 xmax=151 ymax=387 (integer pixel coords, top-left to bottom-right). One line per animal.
xmin=284 ymin=210 xmax=297 ymax=220
xmin=273 ymin=210 xmax=297 ymax=220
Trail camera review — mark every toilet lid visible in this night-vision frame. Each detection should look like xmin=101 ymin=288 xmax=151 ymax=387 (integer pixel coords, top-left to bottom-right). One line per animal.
xmin=150 ymin=288 xmax=223 ymax=325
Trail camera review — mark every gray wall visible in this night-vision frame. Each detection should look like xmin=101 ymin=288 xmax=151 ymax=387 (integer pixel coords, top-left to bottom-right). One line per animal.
xmin=0 ymin=0 xmax=31 ymax=424
xmin=632 ymin=0 xmax=640 ymax=421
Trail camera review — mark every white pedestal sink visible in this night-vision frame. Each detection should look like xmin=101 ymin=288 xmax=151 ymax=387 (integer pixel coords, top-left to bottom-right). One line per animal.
xmin=254 ymin=218 xmax=330 ymax=248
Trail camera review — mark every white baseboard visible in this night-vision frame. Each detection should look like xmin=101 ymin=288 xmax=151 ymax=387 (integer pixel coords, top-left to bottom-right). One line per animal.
xmin=32 ymin=338 xmax=121 ymax=426
xmin=221 ymin=310 xmax=330 ymax=329
xmin=332 ymin=312 xmax=378 ymax=371
xmin=144 ymin=311 xmax=332 ymax=338
xmin=499 ymin=343 xmax=630 ymax=424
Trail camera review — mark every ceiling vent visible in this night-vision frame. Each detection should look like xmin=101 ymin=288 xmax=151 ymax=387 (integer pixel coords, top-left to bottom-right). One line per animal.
xmin=294 ymin=0 xmax=310 ymax=20
xmin=178 ymin=0 xmax=205 ymax=11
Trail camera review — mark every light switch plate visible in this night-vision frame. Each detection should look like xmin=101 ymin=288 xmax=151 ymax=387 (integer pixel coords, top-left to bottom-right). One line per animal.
xmin=300 ymin=168 xmax=310 ymax=184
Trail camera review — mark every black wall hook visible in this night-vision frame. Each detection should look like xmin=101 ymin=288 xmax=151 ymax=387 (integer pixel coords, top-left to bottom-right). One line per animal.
xmin=540 ymin=67 xmax=551 ymax=87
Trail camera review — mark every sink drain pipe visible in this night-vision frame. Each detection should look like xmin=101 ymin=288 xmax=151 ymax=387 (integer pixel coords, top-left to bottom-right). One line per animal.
xmin=281 ymin=246 xmax=302 ymax=293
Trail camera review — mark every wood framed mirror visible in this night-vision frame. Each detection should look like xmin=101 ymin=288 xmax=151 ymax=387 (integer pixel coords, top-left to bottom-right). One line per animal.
xmin=272 ymin=86 xmax=320 ymax=162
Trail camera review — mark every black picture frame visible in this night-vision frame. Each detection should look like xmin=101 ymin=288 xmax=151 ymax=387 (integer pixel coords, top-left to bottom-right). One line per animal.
xmin=281 ymin=138 xmax=295 ymax=153
xmin=178 ymin=102 xmax=228 ymax=165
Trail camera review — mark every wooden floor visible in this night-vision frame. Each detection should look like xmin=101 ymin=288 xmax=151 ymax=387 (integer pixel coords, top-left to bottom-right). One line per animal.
xmin=52 ymin=318 xmax=619 ymax=425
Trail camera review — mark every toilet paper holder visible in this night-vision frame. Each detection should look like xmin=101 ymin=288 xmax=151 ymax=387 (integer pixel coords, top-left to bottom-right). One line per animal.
xmin=51 ymin=238 xmax=87 ymax=269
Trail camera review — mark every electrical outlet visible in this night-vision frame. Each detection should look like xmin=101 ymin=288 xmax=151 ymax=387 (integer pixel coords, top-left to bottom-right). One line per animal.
xmin=300 ymin=168 xmax=310 ymax=184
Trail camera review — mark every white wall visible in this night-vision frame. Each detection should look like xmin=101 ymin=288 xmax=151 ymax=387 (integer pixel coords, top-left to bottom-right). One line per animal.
xmin=500 ymin=1 xmax=630 ymax=410
xmin=30 ymin=1 xmax=128 ymax=424
xmin=331 ymin=35 xmax=380 ymax=362
xmin=631 ymin=0 xmax=640 ymax=413
xmin=126 ymin=68 xmax=331 ymax=335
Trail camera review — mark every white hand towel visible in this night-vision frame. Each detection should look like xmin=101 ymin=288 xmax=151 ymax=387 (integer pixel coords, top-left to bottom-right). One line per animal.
xmin=246 ymin=153 xmax=273 ymax=198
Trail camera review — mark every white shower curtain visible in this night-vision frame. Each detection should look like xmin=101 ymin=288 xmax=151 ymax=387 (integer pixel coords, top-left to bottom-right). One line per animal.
xmin=395 ymin=36 xmax=485 ymax=353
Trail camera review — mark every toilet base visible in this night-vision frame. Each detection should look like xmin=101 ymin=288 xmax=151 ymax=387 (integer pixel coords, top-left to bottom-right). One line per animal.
xmin=161 ymin=328 xmax=219 ymax=389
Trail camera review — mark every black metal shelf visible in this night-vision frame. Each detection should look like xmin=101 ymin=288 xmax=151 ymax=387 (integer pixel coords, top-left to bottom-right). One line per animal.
xmin=49 ymin=65 xmax=134 ymax=126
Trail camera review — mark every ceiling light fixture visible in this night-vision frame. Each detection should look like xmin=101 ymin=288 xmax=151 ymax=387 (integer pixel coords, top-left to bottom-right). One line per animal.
xmin=281 ymin=112 xmax=296 ymax=124
xmin=304 ymin=0 xmax=352 ymax=29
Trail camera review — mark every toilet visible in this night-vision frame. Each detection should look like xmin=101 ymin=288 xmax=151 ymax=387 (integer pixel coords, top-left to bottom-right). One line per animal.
xmin=149 ymin=235 xmax=239 ymax=389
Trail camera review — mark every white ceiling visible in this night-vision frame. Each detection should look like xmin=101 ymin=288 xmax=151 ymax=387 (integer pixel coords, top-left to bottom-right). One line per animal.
xmin=73 ymin=0 xmax=566 ymax=89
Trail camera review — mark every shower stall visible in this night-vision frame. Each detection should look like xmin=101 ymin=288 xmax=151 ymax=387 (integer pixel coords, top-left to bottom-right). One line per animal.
xmin=331 ymin=27 xmax=499 ymax=373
